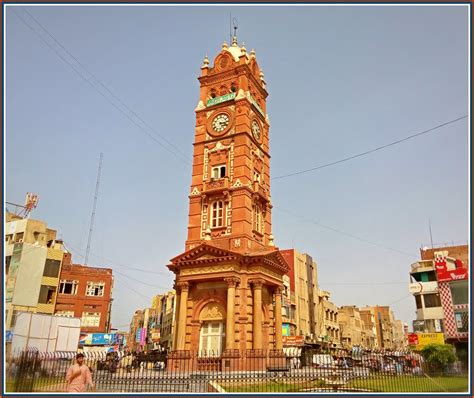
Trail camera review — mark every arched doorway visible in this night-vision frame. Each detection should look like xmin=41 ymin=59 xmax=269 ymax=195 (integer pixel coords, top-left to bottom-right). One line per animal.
xmin=198 ymin=302 xmax=225 ymax=357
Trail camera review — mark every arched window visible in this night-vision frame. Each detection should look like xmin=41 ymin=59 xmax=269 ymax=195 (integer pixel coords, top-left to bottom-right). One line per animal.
xmin=211 ymin=201 xmax=224 ymax=228
xmin=199 ymin=321 xmax=225 ymax=357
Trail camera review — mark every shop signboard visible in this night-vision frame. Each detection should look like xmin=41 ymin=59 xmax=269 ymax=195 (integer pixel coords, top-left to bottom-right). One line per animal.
xmin=436 ymin=267 xmax=468 ymax=282
xmin=410 ymin=332 xmax=444 ymax=350
xmin=282 ymin=335 xmax=304 ymax=346
xmin=408 ymin=281 xmax=438 ymax=294
xmin=282 ymin=324 xmax=291 ymax=337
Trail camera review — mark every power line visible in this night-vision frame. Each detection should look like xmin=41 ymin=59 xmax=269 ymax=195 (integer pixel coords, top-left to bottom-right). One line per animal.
xmin=274 ymin=206 xmax=417 ymax=259
xmin=273 ymin=115 xmax=468 ymax=180
xmin=12 ymin=9 xmax=191 ymax=165
xmin=64 ymin=242 xmax=170 ymax=276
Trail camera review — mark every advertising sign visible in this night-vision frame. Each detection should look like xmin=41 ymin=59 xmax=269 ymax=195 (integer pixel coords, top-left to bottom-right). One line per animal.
xmin=79 ymin=333 xmax=118 ymax=346
xmin=410 ymin=333 xmax=444 ymax=350
xmin=282 ymin=336 xmax=304 ymax=346
xmin=282 ymin=324 xmax=291 ymax=337
xmin=408 ymin=333 xmax=419 ymax=345
xmin=140 ymin=328 xmax=147 ymax=346
xmin=408 ymin=281 xmax=438 ymax=294
xmin=136 ymin=328 xmax=142 ymax=343
xmin=436 ymin=267 xmax=468 ymax=282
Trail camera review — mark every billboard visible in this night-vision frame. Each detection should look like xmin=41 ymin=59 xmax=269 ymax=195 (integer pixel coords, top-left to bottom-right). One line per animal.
xmin=408 ymin=332 xmax=444 ymax=350
xmin=79 ymin=333 xmax=119 ymax=346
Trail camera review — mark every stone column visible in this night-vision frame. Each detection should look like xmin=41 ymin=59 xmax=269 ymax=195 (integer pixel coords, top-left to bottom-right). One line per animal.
xmin=172 ymin=284 xmax=181 ymax=350
xmin=224 ymin=277 xmax=239 ymax=350
xmin=176 ymin=282 xmax=189 ymax=350
xmin=252 ymin=280 xmax=264 ymax=349
xmin=274 ymin=286 xmax=283 ymax=350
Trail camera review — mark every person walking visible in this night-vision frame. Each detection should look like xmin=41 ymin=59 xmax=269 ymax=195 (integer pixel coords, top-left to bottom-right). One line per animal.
xmin=66 ymin=353 xmax=94 ymax=392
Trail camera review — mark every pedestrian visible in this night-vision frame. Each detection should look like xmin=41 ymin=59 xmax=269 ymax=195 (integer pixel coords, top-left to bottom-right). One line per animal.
xmin=66 ymin=353 xmax=94 ymax=392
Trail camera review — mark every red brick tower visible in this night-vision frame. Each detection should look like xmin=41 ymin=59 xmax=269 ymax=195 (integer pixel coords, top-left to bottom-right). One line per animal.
xmin=168 ymin=37 xmax=289 ymax=371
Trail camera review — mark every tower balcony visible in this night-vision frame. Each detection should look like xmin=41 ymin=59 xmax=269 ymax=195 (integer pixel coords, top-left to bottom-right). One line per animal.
xmin=203 ymin=177 xmax=230 ymax=194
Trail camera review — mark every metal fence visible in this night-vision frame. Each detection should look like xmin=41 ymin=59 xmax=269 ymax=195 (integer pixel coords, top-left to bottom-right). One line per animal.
xmin=5 ymin=349 xmax=468 ymax=393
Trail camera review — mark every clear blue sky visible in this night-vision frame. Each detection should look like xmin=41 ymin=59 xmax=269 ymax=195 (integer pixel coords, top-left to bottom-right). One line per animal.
xmin=5 ymin=5 xmax=469 ymax=332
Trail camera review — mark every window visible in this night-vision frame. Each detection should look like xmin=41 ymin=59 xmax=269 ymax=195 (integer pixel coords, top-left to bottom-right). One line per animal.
xmin=14 ymin=232 xmax=24 ymax=243
xmin=199 ymin=321 xmax=225 ymax=356
xmin=454 ymin=310 xmax=468 ymax=333
xmin=450 ymin=280 xmax=468 ymax=305
xmin=253 ymin=204 xmax=262 ymax=233
xmin=38 ymin=285 xmax=56 ymax=304
xmin=210 ymin=201 xmax=224 ymax=228
xmin=423 ymin=293 xmax=441 ymax=308
xmin=415 ymin=295 xmax=423 ymax=309
xmin=5 ymin=234 xmax=13 ymax=243
xmin=253 ymin=170 xmax=261 ymax=183
xmin=43 ymin=259 xmax=61 ymax=277
xmin=86 ymin=282 xmax=105 ymax=297
xmin=56 ymin=311 xmax=74 ymax=318
xmin=211 ymin=165 xmax=226 ymax=179
xmin=11 ymin=310 xmax=20 ymax=328
xmin=6 ymin=256 xmax=11 ymax=275
xmin=81 ymin=312 xmax=101 ymax=327
xmin=59 ymin=280 xmax=78 ymax=295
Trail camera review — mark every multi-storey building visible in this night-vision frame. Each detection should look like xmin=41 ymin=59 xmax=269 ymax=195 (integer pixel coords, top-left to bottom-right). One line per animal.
xmin=409 ymin=244 xmax=468 ymax=361
xmin=280 ymin=249 xmax=318 ymax=342
xmin=5 ymin=213 xmax=66 ymax=331
xmin=409 ymin=257 xmax=444 ymax=333
xmin=392 ymin=319 xmax=406 ymax=350
xmin=422 ymin=246 xmax=468 ymax=361
xmin=158 ymin=290 xmax=176 ymax=351
xmin=359 ymin=307 xmax=378 ymax=349
xmin=129 ymin=310 xmax=144 ymax=352
xmin=317 ymin=290 xmax=340 ymax=348
xmin=361 ymin=306 xmax=394 ymax=349
xmin=167 ymin=35 xmax=289 ymax=370
xmin=54 ymin=252 xmax=113 ymax=333
xmin=338 ymin=306 xmax=362 ymax=348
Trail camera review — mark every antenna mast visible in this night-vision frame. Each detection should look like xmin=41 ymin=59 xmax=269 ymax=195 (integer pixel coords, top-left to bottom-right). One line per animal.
xmin=85 ymin=153 xmax=103 ymax=266
xmin=429 ymin=219 xmax=434 ymax=248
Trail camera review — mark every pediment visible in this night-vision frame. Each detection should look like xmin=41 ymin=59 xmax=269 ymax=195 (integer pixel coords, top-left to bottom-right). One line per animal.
xmin=170 ymin=243 xmax=240 ymax=266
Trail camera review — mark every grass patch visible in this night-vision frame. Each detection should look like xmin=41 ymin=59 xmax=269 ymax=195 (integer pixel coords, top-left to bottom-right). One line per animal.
xmin=346 ymin=375 xmax=469 ymax=392
xmin=220 ymin=375 xmax=469 ymax=393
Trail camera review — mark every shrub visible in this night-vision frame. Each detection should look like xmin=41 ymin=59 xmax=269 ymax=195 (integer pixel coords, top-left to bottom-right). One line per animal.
xmin=421 ymin=344 xmax=457 ymax=373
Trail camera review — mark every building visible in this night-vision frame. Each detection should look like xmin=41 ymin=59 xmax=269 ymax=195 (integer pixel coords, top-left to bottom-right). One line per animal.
xmin=392 ymin=319 xmax=406 ymax=350
xmin=359 ymin=307 xmax=378 ymax=349
xmin=409 ymin=257 xmax=444 ymax=334
xmin=408 ymin=244 xmax=468 ymax=362
xmin=5 ymin=212 xmax=66 ymax=331
xmin=422 ymin=246 xmax=468 ymax=361
xmin=280 ymin=249 xmax=318 ymax=342
xmin=360 ymin=306 xmax=391 ymax=349
xmin=54 ymin=252 xmax=113 ymax=333
xmin=158 ymin=290 xmax=176 ymax=351
xmin=338 ymin=306 xmax=362 ymax=348
xmin=167 ymin=36 xmax=289 ymax=371
xmin=129 ymin=310 xmax=144 ymax=352
xmin=317 ymin=290 xmax=340 ymax=349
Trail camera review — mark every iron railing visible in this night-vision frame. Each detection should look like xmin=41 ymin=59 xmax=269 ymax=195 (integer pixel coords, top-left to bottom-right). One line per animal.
xmin=5 ymin=348 xmax=468 ymax=393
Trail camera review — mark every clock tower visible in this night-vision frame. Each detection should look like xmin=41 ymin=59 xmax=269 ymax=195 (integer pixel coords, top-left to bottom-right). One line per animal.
xmin=168 ymin=37 xmax=289 ymax=371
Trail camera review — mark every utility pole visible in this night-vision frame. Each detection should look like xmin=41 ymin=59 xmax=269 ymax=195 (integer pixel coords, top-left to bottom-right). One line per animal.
xmin=85 ymin=153 xmax=103 ymax=266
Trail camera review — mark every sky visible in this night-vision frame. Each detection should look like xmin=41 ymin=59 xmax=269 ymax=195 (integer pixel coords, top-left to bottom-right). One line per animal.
xmin=4 ymin=4 xmax=469 ymax=332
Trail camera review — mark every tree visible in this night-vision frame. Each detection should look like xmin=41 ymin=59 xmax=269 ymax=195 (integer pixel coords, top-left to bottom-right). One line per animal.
xmin=421 ymin=343 xmax=457 ymax=373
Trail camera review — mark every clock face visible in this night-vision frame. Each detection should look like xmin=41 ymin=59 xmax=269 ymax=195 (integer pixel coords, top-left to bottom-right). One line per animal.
xmin=212 ymin=114 xmax=230 ymax=133
xmin=251 ymin=120 xmax=261 ymax=141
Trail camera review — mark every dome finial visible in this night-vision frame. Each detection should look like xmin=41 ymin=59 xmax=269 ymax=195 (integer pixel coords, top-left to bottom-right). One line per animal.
xmin=222 ymin=41 xmax=228 ymax=50
xmin=201 ymin=54 xmax=209 ymax=69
